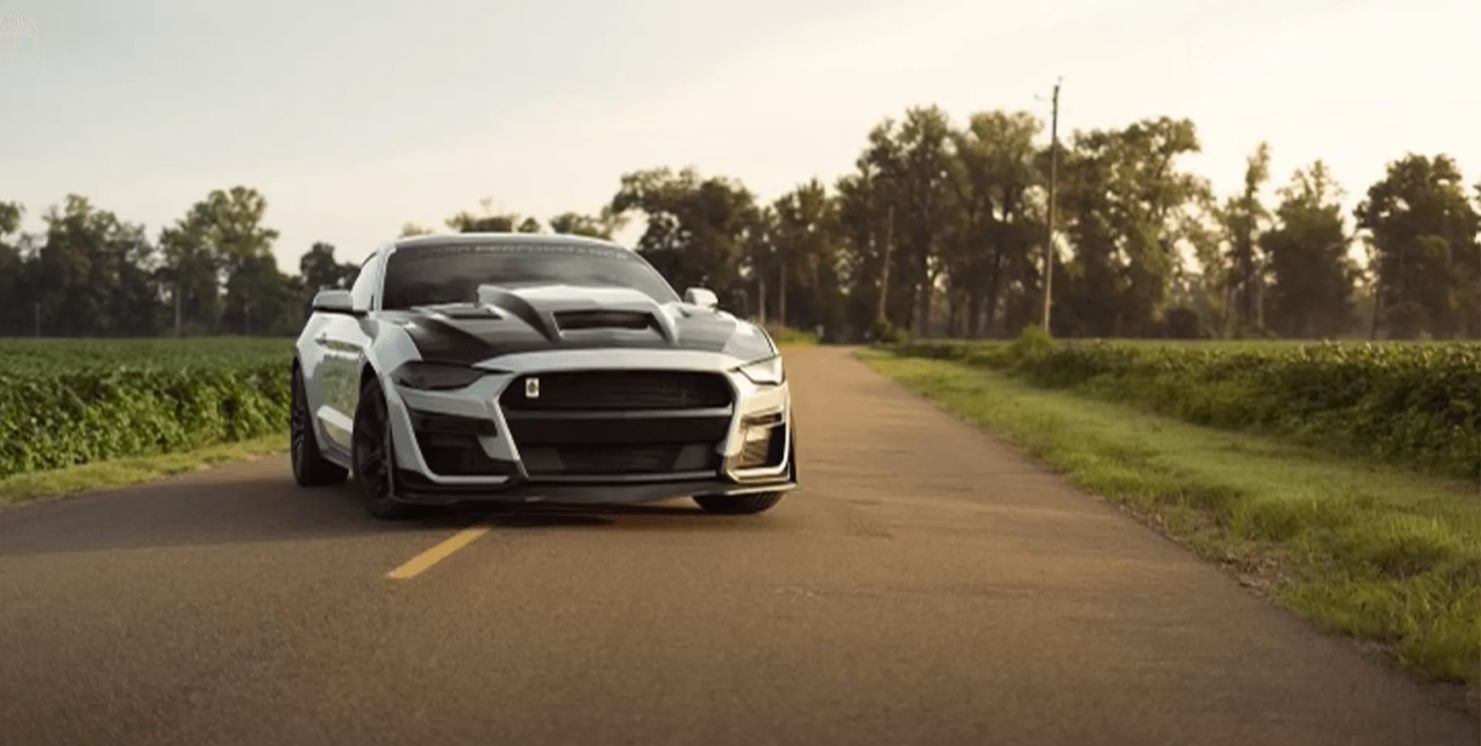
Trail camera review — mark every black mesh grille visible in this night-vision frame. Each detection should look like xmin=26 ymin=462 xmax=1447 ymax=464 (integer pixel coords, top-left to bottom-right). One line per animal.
xmin=503 ymin=371 xmax=731 ymax=411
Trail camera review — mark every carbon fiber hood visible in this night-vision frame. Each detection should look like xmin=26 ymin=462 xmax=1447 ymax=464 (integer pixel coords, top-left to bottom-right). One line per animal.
xmin=381 ymin=284 xmax=776 ymax=366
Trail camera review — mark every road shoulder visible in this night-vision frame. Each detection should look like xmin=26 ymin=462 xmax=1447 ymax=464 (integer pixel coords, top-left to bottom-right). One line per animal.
xmin=860 ymin=347 xmax=1480 ymax=712
xmin=0 ymin=432 xmax=287 ymax=510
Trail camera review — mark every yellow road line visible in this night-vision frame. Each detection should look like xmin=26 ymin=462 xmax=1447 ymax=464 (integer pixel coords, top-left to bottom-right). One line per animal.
xmin=385 ymin=526 xmax=490 ymax=580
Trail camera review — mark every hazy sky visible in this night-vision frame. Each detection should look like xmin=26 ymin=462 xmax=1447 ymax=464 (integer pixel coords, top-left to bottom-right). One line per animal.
xmin=4 ymin=0 xmax=1480 ymax=271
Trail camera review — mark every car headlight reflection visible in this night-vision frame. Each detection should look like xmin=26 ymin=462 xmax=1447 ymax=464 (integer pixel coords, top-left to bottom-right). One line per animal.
xmin=738 ymin=356 xmax=785 ymax=385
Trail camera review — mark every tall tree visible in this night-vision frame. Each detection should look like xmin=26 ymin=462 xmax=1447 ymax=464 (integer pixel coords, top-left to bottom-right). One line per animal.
xmin=299 ymin=242 xmax=358 ymax=292
xmin=549 ymin=210 xmax=623 ymax=240
xmin=1176 ymin=201 xmax=1224 ymax=337
xmin=1057 ymin=118 xmax=1208 ymax=336
xmin=188 ymin=187 xmax=277 ymax=277
xmin=163 ymin=186 xmax=281 ymax=334
xmin=835 ymin=127 xmax=902 ymax=336
xmin=1221 ymin=142 xmax=1271 ymax=335
xmin=1354 ymin=154 xmax=1481 ymax=338
xmin=609 ymin=167 xmax=760 ymax=296
xmin=0 ymin=202 xmax=30 ymax=335
xmin=946 ymin=110 xmax=1042 ymax=336
xmin=158 ymin=218 xmax=219 ymax=335
xmin=0 ymin=203 xmax=21 ymax=241
xmin=1262 ymin=162 xmax=1355 ymax=337
xmin=34 ymin=195 xmax=159 ymax=336
xmin=837 ymin=109 xmax=955 ymax=334
xmin=770 ymin=179 xmax=842 ymax=333
xmin=226 ymin=253 xmax=302 ymax=335
xmin=447 ymin=212 xmax=519 ymax=232
xmin=446 ymin=199 xmax=540 ymax=233
xmin=892 ymin=107 xmax=955 ymax=333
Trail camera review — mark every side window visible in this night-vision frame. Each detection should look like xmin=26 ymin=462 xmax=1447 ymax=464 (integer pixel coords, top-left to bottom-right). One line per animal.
xmin=349 ymin=253 xmax=379 ymax=311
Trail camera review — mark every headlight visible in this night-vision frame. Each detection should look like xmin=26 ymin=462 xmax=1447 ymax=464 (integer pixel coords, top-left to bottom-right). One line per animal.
xmin=738 ymin=355 xmax=785 ymax=385
xmin=392 ymin=361 xmax=486 ymax=390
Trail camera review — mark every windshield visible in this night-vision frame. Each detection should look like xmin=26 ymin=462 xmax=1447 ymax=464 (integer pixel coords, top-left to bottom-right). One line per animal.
xmin=382 ymin=243 xmax=679 ymax=309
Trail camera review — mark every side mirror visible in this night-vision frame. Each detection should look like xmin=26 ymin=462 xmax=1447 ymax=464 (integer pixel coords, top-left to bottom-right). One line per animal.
xmin=683 ymin=287 xmax=719 ymax=310
xmin=312 ymin=289 xmax=362 ymax=316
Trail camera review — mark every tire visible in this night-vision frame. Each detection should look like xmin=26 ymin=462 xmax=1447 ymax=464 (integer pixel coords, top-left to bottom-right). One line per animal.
xmin=352 ymin=376 xmax=415 ymax=520
xmin=694 ymin=492 xmax=784 ymax=515
xmin=291 ymin=365 xmax=348 ymax=487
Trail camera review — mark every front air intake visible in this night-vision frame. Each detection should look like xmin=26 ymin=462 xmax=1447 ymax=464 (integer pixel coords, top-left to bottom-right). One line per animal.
xmin=498 ymin=369 xmax=735 ymax=480
xmin=555 ymin=310 xmax=655 ymax=332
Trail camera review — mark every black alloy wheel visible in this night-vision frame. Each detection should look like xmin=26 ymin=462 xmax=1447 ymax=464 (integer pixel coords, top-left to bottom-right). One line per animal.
xmin=291 ymin=365 xmax=347 ymax=487
xmin=353 ymin=376 xmax=414 ymax=519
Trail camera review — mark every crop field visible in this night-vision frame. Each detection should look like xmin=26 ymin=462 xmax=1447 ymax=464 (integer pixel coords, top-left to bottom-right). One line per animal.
xmin=891 ymin=335 xmax=1481 ymax=482
xmin=0 ymin=338 xmax=293 ymax=479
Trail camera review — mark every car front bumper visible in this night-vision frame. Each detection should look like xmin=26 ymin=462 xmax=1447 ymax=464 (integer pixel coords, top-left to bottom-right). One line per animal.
xmin=381 ymin=349 xmax=797 ymax=505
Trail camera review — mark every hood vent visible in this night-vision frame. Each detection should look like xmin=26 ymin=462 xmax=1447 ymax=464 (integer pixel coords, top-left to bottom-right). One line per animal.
xmin=411 ymin=303 xmax=502 ymax=320
xmin=555 ymin=310 xmax=655 ymax=332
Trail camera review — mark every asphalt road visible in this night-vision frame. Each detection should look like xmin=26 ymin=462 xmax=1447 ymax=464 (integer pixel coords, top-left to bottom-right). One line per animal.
xmin=0 ymin=347 xmax=1474 ymax=745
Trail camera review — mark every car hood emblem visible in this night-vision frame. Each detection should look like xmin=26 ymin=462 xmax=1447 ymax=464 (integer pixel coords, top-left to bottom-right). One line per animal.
xmin=525 ymin=377 xmax=540 ymax=399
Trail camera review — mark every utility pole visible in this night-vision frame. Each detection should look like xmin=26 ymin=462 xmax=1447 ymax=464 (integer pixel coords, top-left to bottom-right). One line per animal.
xmin=174 ymin=282 xmax=182 ymax=337
xmin=1041 ymin=79 xmax=1061 ymax=332
xmin=32 ymin=301 xmax=40 ymax=338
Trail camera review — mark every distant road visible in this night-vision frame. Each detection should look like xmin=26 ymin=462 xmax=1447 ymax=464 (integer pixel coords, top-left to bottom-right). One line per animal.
xmin=0 ymin=348 xmax=1472 ymax=745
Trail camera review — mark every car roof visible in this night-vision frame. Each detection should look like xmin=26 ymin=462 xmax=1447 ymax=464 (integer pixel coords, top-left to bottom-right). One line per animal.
xmin=392 ymin=232 xmax=627 ymax=252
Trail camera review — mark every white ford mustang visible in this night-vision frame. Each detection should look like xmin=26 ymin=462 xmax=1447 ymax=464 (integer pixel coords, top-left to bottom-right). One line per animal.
xmin=291 ymin=233 xmax=797 ymax=519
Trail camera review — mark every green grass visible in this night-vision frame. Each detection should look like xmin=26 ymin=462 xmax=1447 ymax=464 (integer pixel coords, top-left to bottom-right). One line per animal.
xmin=765 ymin=325 xmax=820 ymax=347
xmin=891 ymin=336 xmax=1481 ymax=482
xmin=860 ymin=349 xmax=1481 ymax=689
xmin=0 ymin=431 xmax=289 ymax=508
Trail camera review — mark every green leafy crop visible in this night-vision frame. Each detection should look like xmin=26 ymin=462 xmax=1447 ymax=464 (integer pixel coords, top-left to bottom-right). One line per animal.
xmin=891 ymin=337 xmax=1481 ymax=482
xmin=0 ymin=339 xmax=292 ymax=479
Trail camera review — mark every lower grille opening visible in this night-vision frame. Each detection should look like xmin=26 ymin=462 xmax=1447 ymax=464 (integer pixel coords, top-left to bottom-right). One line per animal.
xmin=736 ymin=422 xmax=787 ymax=470
xmin=409 ymin=410 xmax=512 ymax=476
xmin=521 ymin=443 xmax=717 ymax=476
xmin=417 ymin=434 xmax=516 ymax=476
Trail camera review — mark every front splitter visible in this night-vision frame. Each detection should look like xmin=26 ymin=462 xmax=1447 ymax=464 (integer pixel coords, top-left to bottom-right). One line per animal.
xmin=395 ymin=470 xmax=797 ymax=506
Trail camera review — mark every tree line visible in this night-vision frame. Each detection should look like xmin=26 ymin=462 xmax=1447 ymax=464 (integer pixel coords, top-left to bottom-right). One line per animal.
xmin=3 ymin=104 xmax=1479 ymax=340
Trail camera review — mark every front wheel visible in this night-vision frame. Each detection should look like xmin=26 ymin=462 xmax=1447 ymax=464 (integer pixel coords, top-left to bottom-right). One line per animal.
xmin=353 ymin=376 xmax=415 ymax=520
xmin=291 ymin=365 xmax=348 ymax=487
xmin=694 ymin=492 xmax=784 ymax=515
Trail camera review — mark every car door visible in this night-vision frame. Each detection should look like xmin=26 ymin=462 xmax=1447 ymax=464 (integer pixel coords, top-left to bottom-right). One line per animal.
xmin=312 ymin=252 xmax=380 ymax=452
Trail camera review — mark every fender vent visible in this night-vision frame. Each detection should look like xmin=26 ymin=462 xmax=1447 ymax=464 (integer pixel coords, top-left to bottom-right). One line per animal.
xmin=555 ymin=310 xmax=654 ymax=332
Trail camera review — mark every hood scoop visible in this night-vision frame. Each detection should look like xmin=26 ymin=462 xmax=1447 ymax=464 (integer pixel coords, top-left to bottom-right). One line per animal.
xmin=475 ymin=283 xmax=677 ymax=344
xmin=555 ymin=310 xmax=655 ymax=332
